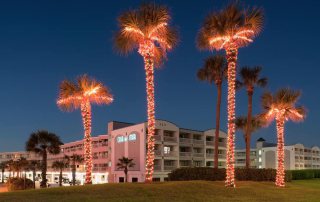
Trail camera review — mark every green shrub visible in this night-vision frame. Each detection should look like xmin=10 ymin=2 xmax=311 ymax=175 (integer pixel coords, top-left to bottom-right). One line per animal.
xmin=291 ymin=169 xmax=320 ymax=180
xmin=169 ymin=168 xmax=292 ymax=182
xmin=6 ymin=177 xmax=34 ymax=191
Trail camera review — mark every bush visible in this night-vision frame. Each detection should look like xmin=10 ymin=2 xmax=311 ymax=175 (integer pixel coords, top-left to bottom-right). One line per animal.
xmin=290 ymin=169 xmax=320 ymax=180
xmin=6 ymin=177 xmax=34 ymax=191
xmin=169 ymin=168 xmax=292 ymax=182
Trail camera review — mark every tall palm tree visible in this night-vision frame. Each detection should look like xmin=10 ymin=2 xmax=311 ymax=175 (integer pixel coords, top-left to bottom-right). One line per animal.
xmin=197 ymin=55 xmax=227 ymax=169
xmin=57 ymin=75 xmax=113 ymax=184
xmin=65 ymin=154 xmax=84 ymax=186
xmin=237 ymin=66 xmax=267 ymax=168
xmin=114 ymin=3 xmax=178 ymax=182
xmin=26 ymin=130 xmax=63 ymax=188
xmin=0 ymin=161 xmax=8 ymax=183
xmin=116 ymin=157 xmax=135 ymax=183
xmin=26 ymin=160 xmax=41 ymax=188
xmin=260 ymin=88 xmax=306 ymax=187
xmin=197 ymin=2 xmax=263 ymax=187
xmin=52 ymin=160 xmax=69 ymax=187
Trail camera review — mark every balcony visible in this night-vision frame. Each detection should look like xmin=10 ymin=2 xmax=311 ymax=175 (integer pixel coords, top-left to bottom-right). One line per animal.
xmin=179 ymin=152 xmax=192 ymax=157
xmin=154 ymin=135 xmax=162 ymax=142
xmin=164 ymin=151 xmax=178 ymax=157
xmin=219 ymin=142 xmax=225 ymax=147
xmin=164 ymin=136 xmax=177 ymax=143
xmin=193 ymin=139 xmax=204 ymax=145
xmin=206 ymin=153 xmax=214 ymax=158
xmin=155 ymin=150 xmax=162 ymax=156
xmin=193 ymin=153 xmax=204 ymax=158
xmin=164 ymin=165 xmax=177 ymax=171
xmin=206 ymin=141 xmax=214 ymax=146
xmin=154 ymin=165 xmax=162 ymax=171
xmin=179 ymin=138 xmax=192 ymax=144
xmin=218 ymin=154 xmax=226 ymax=159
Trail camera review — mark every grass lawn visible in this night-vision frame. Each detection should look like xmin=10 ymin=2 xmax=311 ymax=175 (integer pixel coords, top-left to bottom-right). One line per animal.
xmin=0 ymin=180 xmax=319 ymax=202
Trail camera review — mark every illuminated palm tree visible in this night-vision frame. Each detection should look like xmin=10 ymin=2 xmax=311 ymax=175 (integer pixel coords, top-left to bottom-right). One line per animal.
xmin=114 ymin=3 xmax=178 ymax=182
xmin=197 ymin=55 xmax=227 ymax=169
xmin=26 ymin=130 xmax=62 ymax=188
xmin=57 ymin=75 xmax=113 ymax=184
xmin=261 ymin=88 xmax=306 ymax=187
xmin=237 ymin=66 xmax=267 ymax=168
xmin=197 ymin=2 xmax=263 ymax=187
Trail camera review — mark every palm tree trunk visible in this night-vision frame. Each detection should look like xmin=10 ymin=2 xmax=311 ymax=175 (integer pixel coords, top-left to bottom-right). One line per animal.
xmin=2 ymin=170 xmax=4 ymax=183
xmin=72 ymin=159 xmax=76 ymax=186
xmin=275 ymin=116 xmax=285 ymax=187
xmin=245 ymin=91 xmax=253 ymax=169
xmin=125 ymin=168 xmax=128 ymax=183
xmin=33 ymin=169 xmax=36 ymax=189
xmin=139 ymin=41 xmax=155 ymax=183
xmin=214 ymin=83 xmax=222 ymax=169
xmin=41 ymin=151 xmax=47 ymax=188
xmin=59 ymin=169 xmax=62 ymax=187
xmin=81 ymin=101 xmax=93 ymax=185
xmin=225 ymin=44 xmax=238 ymax=187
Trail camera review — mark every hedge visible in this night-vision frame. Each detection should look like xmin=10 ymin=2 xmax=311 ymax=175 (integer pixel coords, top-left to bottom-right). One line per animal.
xmin=168 ymin=167 xmax=292 ymax=182
xmin=5 ymin=177 xmax=34 ymax=191
xmin=290 ymin=169 xmax=320 ymax=180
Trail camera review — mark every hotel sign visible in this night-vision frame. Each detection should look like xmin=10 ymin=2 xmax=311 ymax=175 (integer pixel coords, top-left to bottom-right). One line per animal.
xmin=117 ymin=133 xmax=137 ymax=143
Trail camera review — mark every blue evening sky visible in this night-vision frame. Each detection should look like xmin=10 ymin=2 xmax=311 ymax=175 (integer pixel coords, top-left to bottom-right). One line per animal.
xmin=0 ymin=0 xmax=319 ymax=151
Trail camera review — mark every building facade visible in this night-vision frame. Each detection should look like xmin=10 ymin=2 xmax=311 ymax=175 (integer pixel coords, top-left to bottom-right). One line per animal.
xmin=0 ymin=120 xmax=319 ymax=184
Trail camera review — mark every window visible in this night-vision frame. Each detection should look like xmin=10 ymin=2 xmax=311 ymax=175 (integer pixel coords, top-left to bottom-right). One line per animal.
xmin=152 ymin=178 xmax=160 ymax=182
xmin=259 ymin=157 xmax=262 ymax=162
xmin=164 ymin=146 xmax=171 ymax=154
xmin=119 ymin=177 xmax=125 ymax=183
xmin=132 ymin=178 xmax=138 ymax=183
xmin=259 ymin=150 xmax=262 ymax=155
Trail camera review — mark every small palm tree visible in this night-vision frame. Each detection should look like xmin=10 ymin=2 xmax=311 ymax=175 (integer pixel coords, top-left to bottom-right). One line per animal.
xmin=235 ymin=116 xmax=266 ymax=167
xmin=65 ymin=154 xmax=84 ymax=186
xmin=26 ymin=160 xmax=41 ymax=188
xmin=57 ymin=75 xmax=113 ymax=184
xmin=197 ymin=55 xmax=227 ymax=169
xmin=116 ymin=157 xmax=135 ymax=183
xmin=197 ymin=2 xmax=264 ymax=187
xmin=237 ymin=66 xmax=267 ymax=168
xmin=0 ymin=161 xmax=8 ymax=183
xmin=14 ymin=158 xmax=29 ymax=178
xmin=52 ymin=160 xmax=69 ymax=187
xmin=260 ymin=88 xmax=306 ymax=187
xmin=114 ymin=3 xmax=178 ymax=182
xmin=26 ymin=130 xmax=63 ymax=188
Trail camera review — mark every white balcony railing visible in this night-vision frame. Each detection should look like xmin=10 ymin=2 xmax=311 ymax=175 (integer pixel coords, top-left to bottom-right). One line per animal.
xmin=179 ymin=152 xmax=191 ymax=157
xmin=179 ymin=138 xmax=192 ymax=144
xmin=164 ymin=136 xmax=177 ymax=143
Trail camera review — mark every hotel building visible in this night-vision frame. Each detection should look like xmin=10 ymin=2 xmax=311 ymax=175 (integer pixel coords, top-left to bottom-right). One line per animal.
xmin=0 ymin=120 xmax=319 ymax=184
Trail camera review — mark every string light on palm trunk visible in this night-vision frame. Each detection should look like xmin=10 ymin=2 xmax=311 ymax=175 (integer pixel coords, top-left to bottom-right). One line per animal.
xmin=81 ymin=101 xmax=92 ymax=184
xmin=225 ymin=44 xmax=238 ymax=188
xmin=275 ymin=114 xmax=285 ymax=187
xmin=139 ymin=40 xmax=156 ymax=183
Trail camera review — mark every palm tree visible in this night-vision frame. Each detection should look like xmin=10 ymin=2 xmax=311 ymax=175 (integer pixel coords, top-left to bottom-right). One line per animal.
xmin=236 ymin=66 xmax=267 ymax=168
xmin=0 ymin=161 xmax=8 ymax=183
xmin=235 ymin=116 xmax=266 ymax=167
xmin=197 ymin=2 xmax=263 ymax=187
xmin=65 ymin=154 xmax=84 ymax=186
xmin=114 ymin=3 xmax=178 ymax=183
xmin=26 ymin=130 xmax=63 ymax=188
xmin=260 ymin=88 xmax=306 ymax=187
xmin=57 ymin=75 xmax=113 ymax=184
xmin=197 ymin=55 xmax=227 ymax=169
xmin=26 ymin=160 xmax=41 ymax=189
xmin=116 ymin=157 xmax=135 ymax=183
xmin=52 ymin=160 xmax=69 ymax=187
